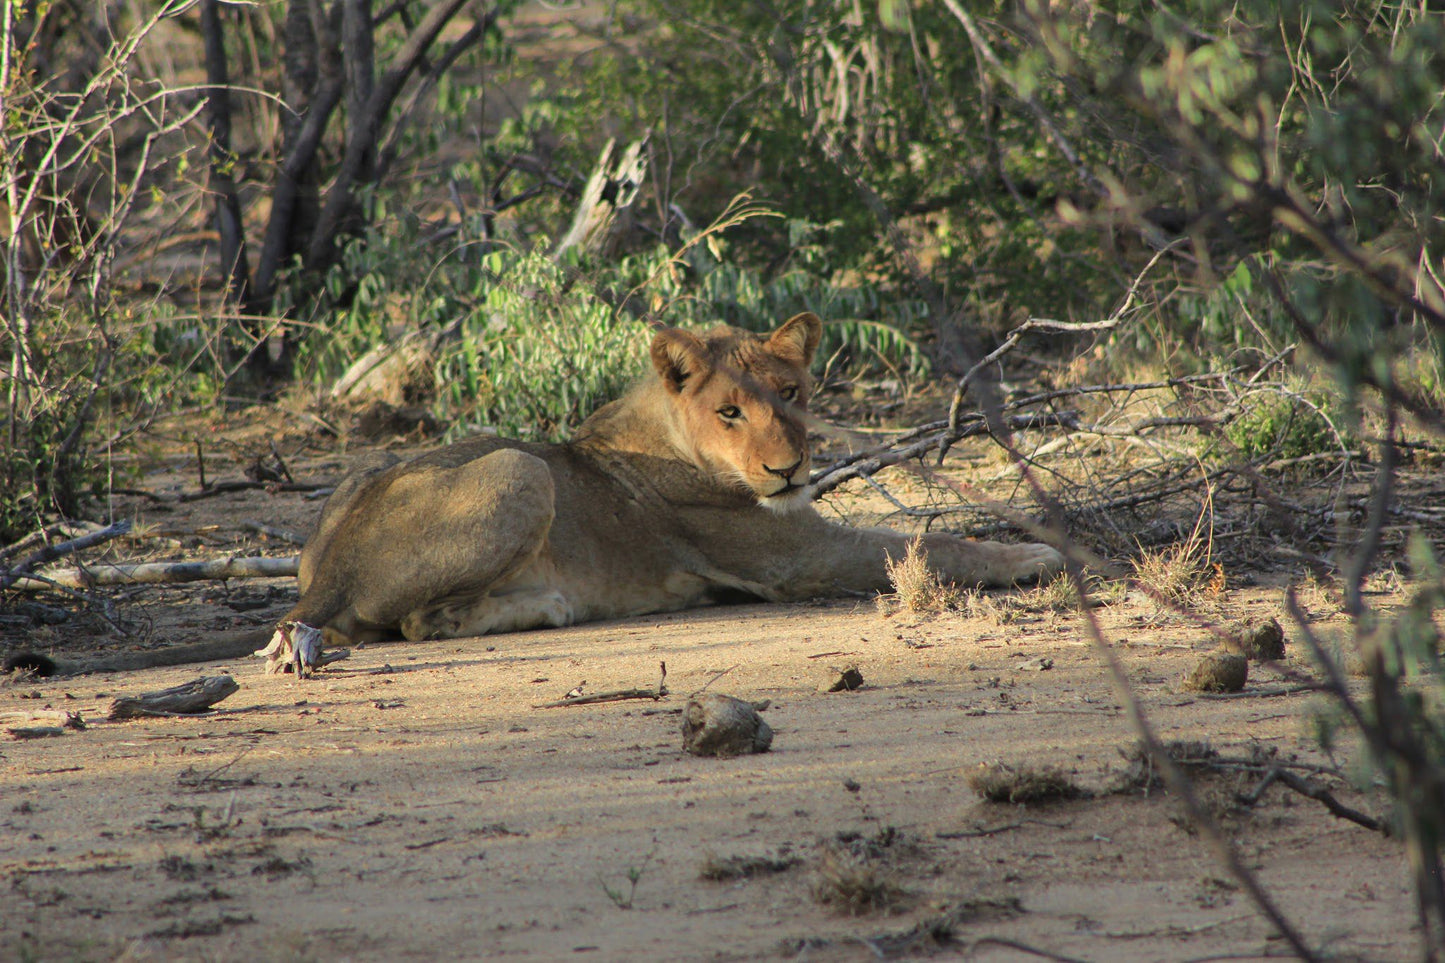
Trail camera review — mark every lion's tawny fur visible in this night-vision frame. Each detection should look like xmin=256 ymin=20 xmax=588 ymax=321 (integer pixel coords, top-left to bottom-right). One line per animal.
xmin=282 ymin=313 xmax=1065 ymax=648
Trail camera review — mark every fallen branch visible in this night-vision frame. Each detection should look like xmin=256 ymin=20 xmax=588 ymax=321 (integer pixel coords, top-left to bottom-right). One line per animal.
xmin=0 ymin=520 xmax=132 ymax=590
xmin=535 ymin=687 xmax=665 ymax=708
xmin=935 ymin=822 xmax=1022 ymax=839
xmin=1241 ymin=767 xmax=1384 ymax=834
xmin=948 ymin=316 xmax=1126 ymax=433
xmin=108 ymin=675 xmax=240 ymax=720
xmin=6 ymin=727 xmax=71 ymax=740
xmin=1196 ymin=684 xmax=1318 ymax=700
xmin=114 ymin=480 xmax=332 ymax=504
xmin=1 ymin=709 xmax=86 ymax=730
xmin=10 ymin=555 xmax=299 ymax=592
xmin=536 ymin=662 xmax=668 ymax=708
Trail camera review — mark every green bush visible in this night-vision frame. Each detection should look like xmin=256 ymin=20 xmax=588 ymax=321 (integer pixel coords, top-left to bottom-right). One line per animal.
xmin=439 ymin=248 xmax=649 ymax=440
xmin=289 ymin=212 xmax=931 ymax=441
xmin=1223 ymin=390 xmax=1347 ymax=463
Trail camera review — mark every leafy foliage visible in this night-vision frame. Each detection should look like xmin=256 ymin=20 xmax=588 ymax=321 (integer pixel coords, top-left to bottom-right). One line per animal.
xmin=287 ymin=206 xmax=930 ymax=441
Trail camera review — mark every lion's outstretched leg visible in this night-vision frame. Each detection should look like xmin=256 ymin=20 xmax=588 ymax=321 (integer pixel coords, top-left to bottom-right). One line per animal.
xmin=273 ymin=448 xmax=557 ymax=666
xmin=915 ymin=533 xmax=1064 ymax=587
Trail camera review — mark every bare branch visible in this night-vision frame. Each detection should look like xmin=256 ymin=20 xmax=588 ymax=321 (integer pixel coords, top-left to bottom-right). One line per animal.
xmin=9 ymin=554 xmax=299 ymax=592
xmin=0 ymin=520 xmax=132 ymax=590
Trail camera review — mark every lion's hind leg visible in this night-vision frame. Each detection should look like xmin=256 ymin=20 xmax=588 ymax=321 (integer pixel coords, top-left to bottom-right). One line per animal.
xmin=288 ymin=447 xmax=558 ymax=645
xmin=401 ymin=587 xmax=573 ymax=640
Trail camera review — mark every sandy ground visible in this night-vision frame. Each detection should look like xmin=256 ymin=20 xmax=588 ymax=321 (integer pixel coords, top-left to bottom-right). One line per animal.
xmin=1 ymin=574 xmax=1422 ymax=962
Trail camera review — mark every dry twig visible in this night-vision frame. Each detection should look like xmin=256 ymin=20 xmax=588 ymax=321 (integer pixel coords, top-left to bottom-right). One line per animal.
xmin=536 ymin=662 xmax=668 ymax=708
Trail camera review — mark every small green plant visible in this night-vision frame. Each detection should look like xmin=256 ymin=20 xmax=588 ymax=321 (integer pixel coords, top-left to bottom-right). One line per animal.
xmin=439 ymin=248 xmax=649 ymax=441
xmin=288 ymin=208 xmax=931 ymax=444
xmin=598 ymin=851 xmax=655 ymax=910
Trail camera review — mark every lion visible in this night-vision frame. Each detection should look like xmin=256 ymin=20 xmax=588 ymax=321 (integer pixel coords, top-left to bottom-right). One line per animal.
xmin=255 ymin=312 xmax=1064 ymax=675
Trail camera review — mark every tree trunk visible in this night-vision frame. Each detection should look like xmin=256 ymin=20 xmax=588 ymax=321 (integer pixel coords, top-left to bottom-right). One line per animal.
xmin=200 ymin=0 xmax=252 ymax=307
xmin=552 ymin=137 xmax=649 ymax=261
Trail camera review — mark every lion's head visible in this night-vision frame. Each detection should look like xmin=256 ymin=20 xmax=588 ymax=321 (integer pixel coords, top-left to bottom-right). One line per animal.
xmin=650 ymin=312 xmax=822 ymax=512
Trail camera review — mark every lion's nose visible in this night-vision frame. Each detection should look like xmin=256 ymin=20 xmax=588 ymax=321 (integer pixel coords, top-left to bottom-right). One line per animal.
xmin=764 ymin=457 xmax=804 ymax=480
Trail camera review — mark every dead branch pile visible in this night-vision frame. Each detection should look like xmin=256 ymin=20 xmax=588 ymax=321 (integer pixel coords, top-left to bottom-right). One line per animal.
xmin=810 ymin=338 xmax=1443 ymax=568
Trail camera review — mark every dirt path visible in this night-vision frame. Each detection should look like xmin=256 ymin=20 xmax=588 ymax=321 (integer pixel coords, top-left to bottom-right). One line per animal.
xmin=1 ymin=586 xmax=1417 ymax=962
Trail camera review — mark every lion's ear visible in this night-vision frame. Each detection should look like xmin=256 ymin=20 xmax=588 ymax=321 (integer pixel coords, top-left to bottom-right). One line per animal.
xmin=768 ymin=312 xmax=822 ymax=366
xmin=650 ymin=328 xmax=709 ymax=393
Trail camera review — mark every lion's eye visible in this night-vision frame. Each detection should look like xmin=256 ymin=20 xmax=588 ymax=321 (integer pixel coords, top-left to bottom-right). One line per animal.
xmin=779 ymin=386 xmax=798 ymax=402
xmin=718 ymin=405 xmax=742 ymax=420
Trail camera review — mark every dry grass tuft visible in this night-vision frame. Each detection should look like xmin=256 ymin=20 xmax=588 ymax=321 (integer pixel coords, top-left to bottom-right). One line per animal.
xmin=881 ymin=538 xmax=961 ymax=615
xmin=967 ymin=761 xmax=1089 ymax=804
xmin=1110 ymin=739 xmax=1219 ymax=794
xmin=811 ymin=846 xmax=907 ymax=916
xmin=1131 ymin=538 xmax=1221 ymax=611
xmin=1006 ymin=572 xmax=1122 ymax=616
xmin=699 ymin=850 xmax=799 ymax=882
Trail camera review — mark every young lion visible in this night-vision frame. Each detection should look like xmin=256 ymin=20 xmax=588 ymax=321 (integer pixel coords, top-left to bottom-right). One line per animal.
xmin=258 ymin=312 xmax=1063 ymax=674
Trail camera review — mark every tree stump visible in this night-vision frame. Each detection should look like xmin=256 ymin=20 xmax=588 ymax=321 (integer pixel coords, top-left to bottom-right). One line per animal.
xmin=552 ymin=136 xmax=649 ymax=261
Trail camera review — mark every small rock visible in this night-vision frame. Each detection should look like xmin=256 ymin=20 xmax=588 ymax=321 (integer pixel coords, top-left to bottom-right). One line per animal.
xmin=1182 ymin=652 xmax=1248 ymax=693
xmin=824 ymin=666 xmax=865 ymax=692
xmin=682 ymin=693 xmax=773 ymax=757
xmin=1222 ymin=617 xmax=1286 ymax=661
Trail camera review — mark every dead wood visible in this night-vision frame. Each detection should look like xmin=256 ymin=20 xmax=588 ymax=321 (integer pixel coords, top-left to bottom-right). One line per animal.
xmin=6 ymin=726 xmax=70 ymax=740
xmin=809 ymin=411 xmax=1079 ymax=497
xmin=536 ymin=688 xmax=664 ymax=708
xmin=1196 ymin=684 xmax=1316 ymax=701
xmin=113 ymin=480 xmax=333 ymax=504
xmin=1 ymin=709 xmax=85 ymax=729
xmin=108 ymin=675 xmax=240 ymax=720
xmin=537 ymin=662 xmax=668 ymax=708
xmin=329 ymin=326 xmax=448 ymax=407
xmin=0 ymin=520 xmax=131 ymax=590
xmin=1239 ymin=767 xmax=1384 ymax=833
xmin=9 ymin=554 xmax=299 ymax=592
xmin=552 ymin=136 xmax=649 ymax=260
